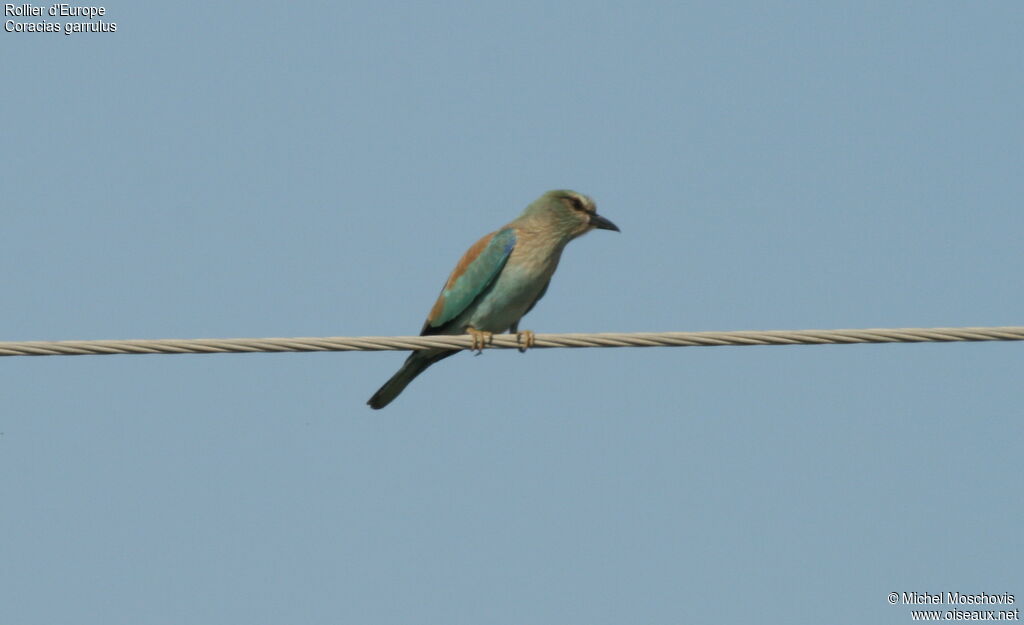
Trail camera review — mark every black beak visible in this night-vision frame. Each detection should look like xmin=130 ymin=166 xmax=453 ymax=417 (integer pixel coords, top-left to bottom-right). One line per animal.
xmin=589 ymin=213 xmax=620 ymax=232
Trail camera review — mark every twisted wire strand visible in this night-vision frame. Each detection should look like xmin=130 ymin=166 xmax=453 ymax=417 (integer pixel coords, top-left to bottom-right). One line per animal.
xmin=0 ymin=326 xmax=1021 ymax=358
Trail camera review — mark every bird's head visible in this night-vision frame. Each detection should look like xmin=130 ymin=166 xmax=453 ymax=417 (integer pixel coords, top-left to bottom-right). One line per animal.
xmin=519 ymin=190 xmax=620 ymax=240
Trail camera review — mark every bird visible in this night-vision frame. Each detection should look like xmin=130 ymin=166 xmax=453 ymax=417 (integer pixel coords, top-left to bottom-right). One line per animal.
xmin=367 ymin=189 xmax=619 ymax=409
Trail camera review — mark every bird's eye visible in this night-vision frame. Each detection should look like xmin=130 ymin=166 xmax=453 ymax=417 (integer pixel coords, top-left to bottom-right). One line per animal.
xmin=568 ymin=196 xmax=586 ymax=211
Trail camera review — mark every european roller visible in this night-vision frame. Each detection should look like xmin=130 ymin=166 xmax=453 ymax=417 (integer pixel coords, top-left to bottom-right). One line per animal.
xmin=367 ymin=189 xmax=619 ymax=409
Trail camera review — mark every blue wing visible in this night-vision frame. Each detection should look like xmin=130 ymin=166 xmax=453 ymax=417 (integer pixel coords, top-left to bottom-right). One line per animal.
xmin=422 ymin=227 xmax=517 ymax=334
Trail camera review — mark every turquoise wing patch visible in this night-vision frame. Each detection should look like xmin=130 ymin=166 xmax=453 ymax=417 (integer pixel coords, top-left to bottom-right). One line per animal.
xmin=428 ymin=228 xmax=517 ymax=330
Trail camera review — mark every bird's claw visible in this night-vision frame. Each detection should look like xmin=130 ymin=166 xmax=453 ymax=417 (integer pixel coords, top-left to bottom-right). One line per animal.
xmin=516 ymin=330 xmax=535 ymax=353
xmin=467 ymin=328 xmax=493 ymax=354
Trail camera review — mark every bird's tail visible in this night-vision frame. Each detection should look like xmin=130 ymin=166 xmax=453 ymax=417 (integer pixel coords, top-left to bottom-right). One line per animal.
xmin=367 ymin=349 xmax=457 ymax=410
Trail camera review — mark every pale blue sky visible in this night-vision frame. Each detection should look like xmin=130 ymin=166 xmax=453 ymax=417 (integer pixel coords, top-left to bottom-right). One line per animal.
xmin=2 ymin=2 xmax=1022 ymax=624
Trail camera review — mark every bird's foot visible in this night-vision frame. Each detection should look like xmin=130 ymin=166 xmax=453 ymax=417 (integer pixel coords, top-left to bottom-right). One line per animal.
xmin=467 ymin=327 xmax=493 ymax=354
xmin=516 ymin=330 xmax=535 ymax=353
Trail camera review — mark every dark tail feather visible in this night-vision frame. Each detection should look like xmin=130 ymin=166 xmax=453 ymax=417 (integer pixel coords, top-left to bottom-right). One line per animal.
xmin=367 ymin=349 xmax=457 ymax=410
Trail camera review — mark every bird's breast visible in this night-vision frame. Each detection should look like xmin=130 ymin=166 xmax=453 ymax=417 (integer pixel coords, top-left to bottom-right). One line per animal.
xmin=463 ymin=239 xmax=562 ymax=333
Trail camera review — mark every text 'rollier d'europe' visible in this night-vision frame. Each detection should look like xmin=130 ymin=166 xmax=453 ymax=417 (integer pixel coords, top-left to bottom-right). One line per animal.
xmin=4 ymin=4 xmax=116 ymax=34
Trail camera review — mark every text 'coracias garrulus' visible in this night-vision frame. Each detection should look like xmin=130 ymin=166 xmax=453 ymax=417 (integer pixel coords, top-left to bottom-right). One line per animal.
xmin=367 ymin=189 xmax=619 ymax=409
